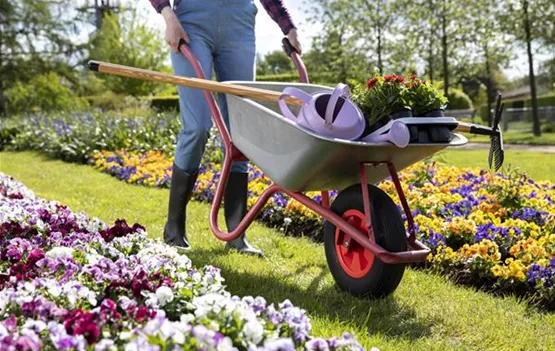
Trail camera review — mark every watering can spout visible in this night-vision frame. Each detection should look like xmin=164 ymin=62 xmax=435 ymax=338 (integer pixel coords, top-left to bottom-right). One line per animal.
xmin=361 ymin=121 xmax=410 ymax=148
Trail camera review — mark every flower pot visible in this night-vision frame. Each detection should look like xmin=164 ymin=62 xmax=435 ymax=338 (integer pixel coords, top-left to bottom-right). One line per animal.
xmin=390 ymin=107 xmax=413 ymax=119
xmin=422 ymin=109 xmax=445 ymax=117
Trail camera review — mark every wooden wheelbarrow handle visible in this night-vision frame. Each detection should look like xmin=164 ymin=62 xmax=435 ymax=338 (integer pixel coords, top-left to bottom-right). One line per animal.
xmin=88 ymin=60 xmax=304 ymax=106
xmin=88 ymin=60 xmax=499 ymax=136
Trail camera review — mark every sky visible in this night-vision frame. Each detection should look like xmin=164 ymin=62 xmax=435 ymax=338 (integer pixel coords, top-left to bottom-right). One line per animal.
xmin=105 ymin=0 xmax=546 ymax=81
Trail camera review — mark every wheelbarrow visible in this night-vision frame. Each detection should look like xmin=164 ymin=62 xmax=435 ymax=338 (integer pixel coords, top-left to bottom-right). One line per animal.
xmin=88 ymin=39 xmax=504 ymax=298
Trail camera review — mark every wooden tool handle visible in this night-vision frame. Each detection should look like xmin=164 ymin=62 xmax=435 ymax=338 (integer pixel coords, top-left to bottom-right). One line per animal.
xmin=454 ymin=121 xmax=498 ymax=136
xmin=454 ymin=122 xmax=472 ymax=133
xmin=88 ymin=60 xmax=304 ymax=106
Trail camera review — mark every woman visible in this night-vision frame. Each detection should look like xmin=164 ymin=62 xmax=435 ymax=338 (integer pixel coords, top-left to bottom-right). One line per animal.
xmin=150 ymin=0 xmax=302 ymax=257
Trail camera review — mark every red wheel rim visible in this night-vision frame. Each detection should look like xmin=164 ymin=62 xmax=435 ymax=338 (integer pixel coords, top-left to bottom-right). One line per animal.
xmin=334 ymin=209 xmax=375 ymax=278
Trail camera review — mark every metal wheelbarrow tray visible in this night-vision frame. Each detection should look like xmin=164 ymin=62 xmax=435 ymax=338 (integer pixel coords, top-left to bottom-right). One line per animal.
xmin=225 ymin=81 xmax=468 ymax=192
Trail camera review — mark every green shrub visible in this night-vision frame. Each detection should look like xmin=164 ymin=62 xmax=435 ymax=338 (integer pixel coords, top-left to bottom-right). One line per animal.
xmin=447 ymin=88 xmax=473 ymax=110
xmin=5 ymin=72 xmax=88 ymax=114
xmin=542 ymin=123 xmax=554 ymax=133
xmin=146 ymin=96 xmax=180 ymax=111
xmin=0 ymin=125 xmax=20 ymax=151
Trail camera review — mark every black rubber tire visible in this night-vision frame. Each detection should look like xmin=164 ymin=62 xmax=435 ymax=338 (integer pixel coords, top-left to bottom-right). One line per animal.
xmin=324 ymin=184 xmax=407 ymax=298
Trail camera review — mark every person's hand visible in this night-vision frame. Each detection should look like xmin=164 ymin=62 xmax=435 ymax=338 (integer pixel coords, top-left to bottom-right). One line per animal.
xmin=286 ymin=28 xmax=302 ymax=55
xmin=161 ymin=7 xmax=190 ymax=52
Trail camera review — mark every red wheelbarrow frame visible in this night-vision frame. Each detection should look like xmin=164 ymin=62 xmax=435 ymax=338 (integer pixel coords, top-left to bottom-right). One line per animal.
xmin=179 ymin=44 xmax=430 ymax=265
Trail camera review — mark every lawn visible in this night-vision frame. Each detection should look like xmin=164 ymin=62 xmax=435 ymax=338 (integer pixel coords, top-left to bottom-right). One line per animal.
xmin=465 ymin=130 xmax=555 ymax=145
xmin=1 ymin=150 xmax=554 ymax=351
xmin=434 ymin=148 xmax=555 ymax=182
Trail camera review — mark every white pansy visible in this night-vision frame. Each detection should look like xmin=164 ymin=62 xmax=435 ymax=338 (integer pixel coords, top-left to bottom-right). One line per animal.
xmin=144 ymin=292 xmax=159 ymax=308
xmin=94 ymin=339 xmax=117 ymax=351
xmin=0 ymin=324 xmax=7 ymax=336
xmin=22 ymin=319 xmax=47 ymax=332
xmin=243 ymin=320 xmax=264 ymax=344
xmin=46 ymin=246 xmax=74 ymax=259
xmin=216 ymin=337 xmax=234 ymax=351
xmin=180 ymin=313 xmax=195 ymax=325
xmin=156 ymin=286 xmax=174 ymax=307
xmin=23 ymin=281 xmax=36 ymax=293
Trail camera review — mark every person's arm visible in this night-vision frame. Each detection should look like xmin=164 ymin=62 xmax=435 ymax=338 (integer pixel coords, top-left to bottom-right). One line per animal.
xmin=149 ymin=0 xmax=190 ymax=52
xmin=259 ymin=0 xmax=302 ymax=54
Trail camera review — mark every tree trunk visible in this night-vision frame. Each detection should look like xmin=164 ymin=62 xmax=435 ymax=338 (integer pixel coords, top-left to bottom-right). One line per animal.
xmin=0 ymin=21 xmax=5 ymax=116
xmin=376 ymin=0 xmax=383 ymax=74
xmin=523 ymin=0 xmax=541 ymax=136
xmin=441 ymin=0 xmax=449 ymax=96
xmin=428 ymin=0 xmax=435 ymax=83
xmin=428 ymin=31 xmax=434 ymax=83
xmin=484 ymin=43 xmax=493 ymax=127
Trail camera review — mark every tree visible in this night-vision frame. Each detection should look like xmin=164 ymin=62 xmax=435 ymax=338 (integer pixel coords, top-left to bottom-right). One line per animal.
xmin=88 ymin=9 xmax=166 ymax=96
xmin=402 ymin=0 xmax=474 ymax=95
xmin=465 ymin=2 xmax=511 ymax=125
xmin=504 ymin=0 xmax=555 ymax=136
xmin=304 ymin=0 xmax=375 ymax=83
xmin=402 ymin=0 xmax=442 ymax=82
xmin=350 ymin=0 xmax=398 ymax=74
xmin=256 ymin=51 xmax=294 ymax=75
xmin=0 ymin=0 xmax=83 ymax=115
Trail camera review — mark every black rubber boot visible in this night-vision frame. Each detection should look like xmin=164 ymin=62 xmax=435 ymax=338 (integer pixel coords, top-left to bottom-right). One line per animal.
xmin=163 ymin=164 xmax=198 ymax=249
xmin=224 ymin=172 xmax=264 ymax=258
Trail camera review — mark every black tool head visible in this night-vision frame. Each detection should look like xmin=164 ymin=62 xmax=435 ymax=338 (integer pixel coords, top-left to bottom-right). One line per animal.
xmin=488 ymin=94 xmax=504 ymax=172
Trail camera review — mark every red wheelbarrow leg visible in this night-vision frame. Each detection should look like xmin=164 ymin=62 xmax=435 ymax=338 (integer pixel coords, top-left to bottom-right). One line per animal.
xmin=386 ymin=162 xmax=417 ymax=243
xmin=359 ymin=164 xmax=376 ymax=244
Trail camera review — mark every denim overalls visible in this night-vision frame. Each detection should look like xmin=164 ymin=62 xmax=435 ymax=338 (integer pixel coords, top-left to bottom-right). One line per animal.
xmin=170 ymin=0 xmax=258 ymax=174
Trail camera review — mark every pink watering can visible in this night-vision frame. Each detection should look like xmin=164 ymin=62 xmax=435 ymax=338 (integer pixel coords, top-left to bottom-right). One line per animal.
xmin=278 ymin=83 xmax=366 ymax=140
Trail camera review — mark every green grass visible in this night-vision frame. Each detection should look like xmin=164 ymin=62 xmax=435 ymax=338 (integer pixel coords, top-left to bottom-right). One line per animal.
xmin=432 ymin=149 xmax=555 ymax=183
xmin=465 ymin=130 xmax=555 ymax=145
xmin=2 ymin=151 xmax=555 ymax=350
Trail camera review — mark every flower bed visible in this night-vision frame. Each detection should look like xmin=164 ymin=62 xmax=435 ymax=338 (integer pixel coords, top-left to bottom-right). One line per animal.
xmin=90 ymin=150 xmax=555 ymax=308
xmin=0 ymin=172 xmax=369 ymax=350
xmin=1 ymin=112 xmax=181 ymax=163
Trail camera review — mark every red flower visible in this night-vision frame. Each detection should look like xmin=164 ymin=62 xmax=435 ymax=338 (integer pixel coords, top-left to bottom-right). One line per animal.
xmin=100 ymin=219 xmax=146 ymax=243
xmin=395 ymin=75 xmax=405 ymax=83
xmin=383 ymin=74 xmax=396 ymax=82
xmin=135 ymin=306 xmax=155 ymax=323
xmin=410 ymin=74 xmax=417 ymax=80
xmin=366 ymin=77 xmax=378 ymax=89
xmin=64 ymin=309 xmax=100 ymax=345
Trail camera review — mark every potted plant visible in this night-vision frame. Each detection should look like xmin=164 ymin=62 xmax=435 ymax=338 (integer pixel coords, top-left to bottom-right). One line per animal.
xmin=351 ymin=74 xmax=411 ymax=135
xmin=404 ymin=74 xmax=448 ymax=117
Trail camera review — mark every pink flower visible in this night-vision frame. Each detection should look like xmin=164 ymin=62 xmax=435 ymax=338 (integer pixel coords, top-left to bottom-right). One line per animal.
xmin=27 ymin=249 xmax=45 ymax=266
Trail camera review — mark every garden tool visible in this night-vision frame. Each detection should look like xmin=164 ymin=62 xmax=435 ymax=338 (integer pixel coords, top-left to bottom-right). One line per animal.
xmin=277 ymin=83 xmax=367 ymax=140
xmin=360 ymin=120 xmax=410 ymax=148
xmin=455 ymin=94 xmax=505 ymax=171
xmin=87 ymin=60 xmax=504 ymax=168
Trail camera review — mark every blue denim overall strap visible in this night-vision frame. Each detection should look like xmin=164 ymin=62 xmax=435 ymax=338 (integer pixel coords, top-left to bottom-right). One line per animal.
xmin=170 ymin=0 xmax=257 ymax=174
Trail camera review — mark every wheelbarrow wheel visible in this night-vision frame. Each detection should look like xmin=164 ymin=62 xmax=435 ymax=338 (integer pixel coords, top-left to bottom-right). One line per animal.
xmin=324 ymin=184 xmax=407 ymax=298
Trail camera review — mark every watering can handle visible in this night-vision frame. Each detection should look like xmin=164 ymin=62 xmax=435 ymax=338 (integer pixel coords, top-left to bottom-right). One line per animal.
xmin=278 ymin=87 xmax=312 ymax=121
xmin=324 ymin=83 xmax=350 ymax=126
